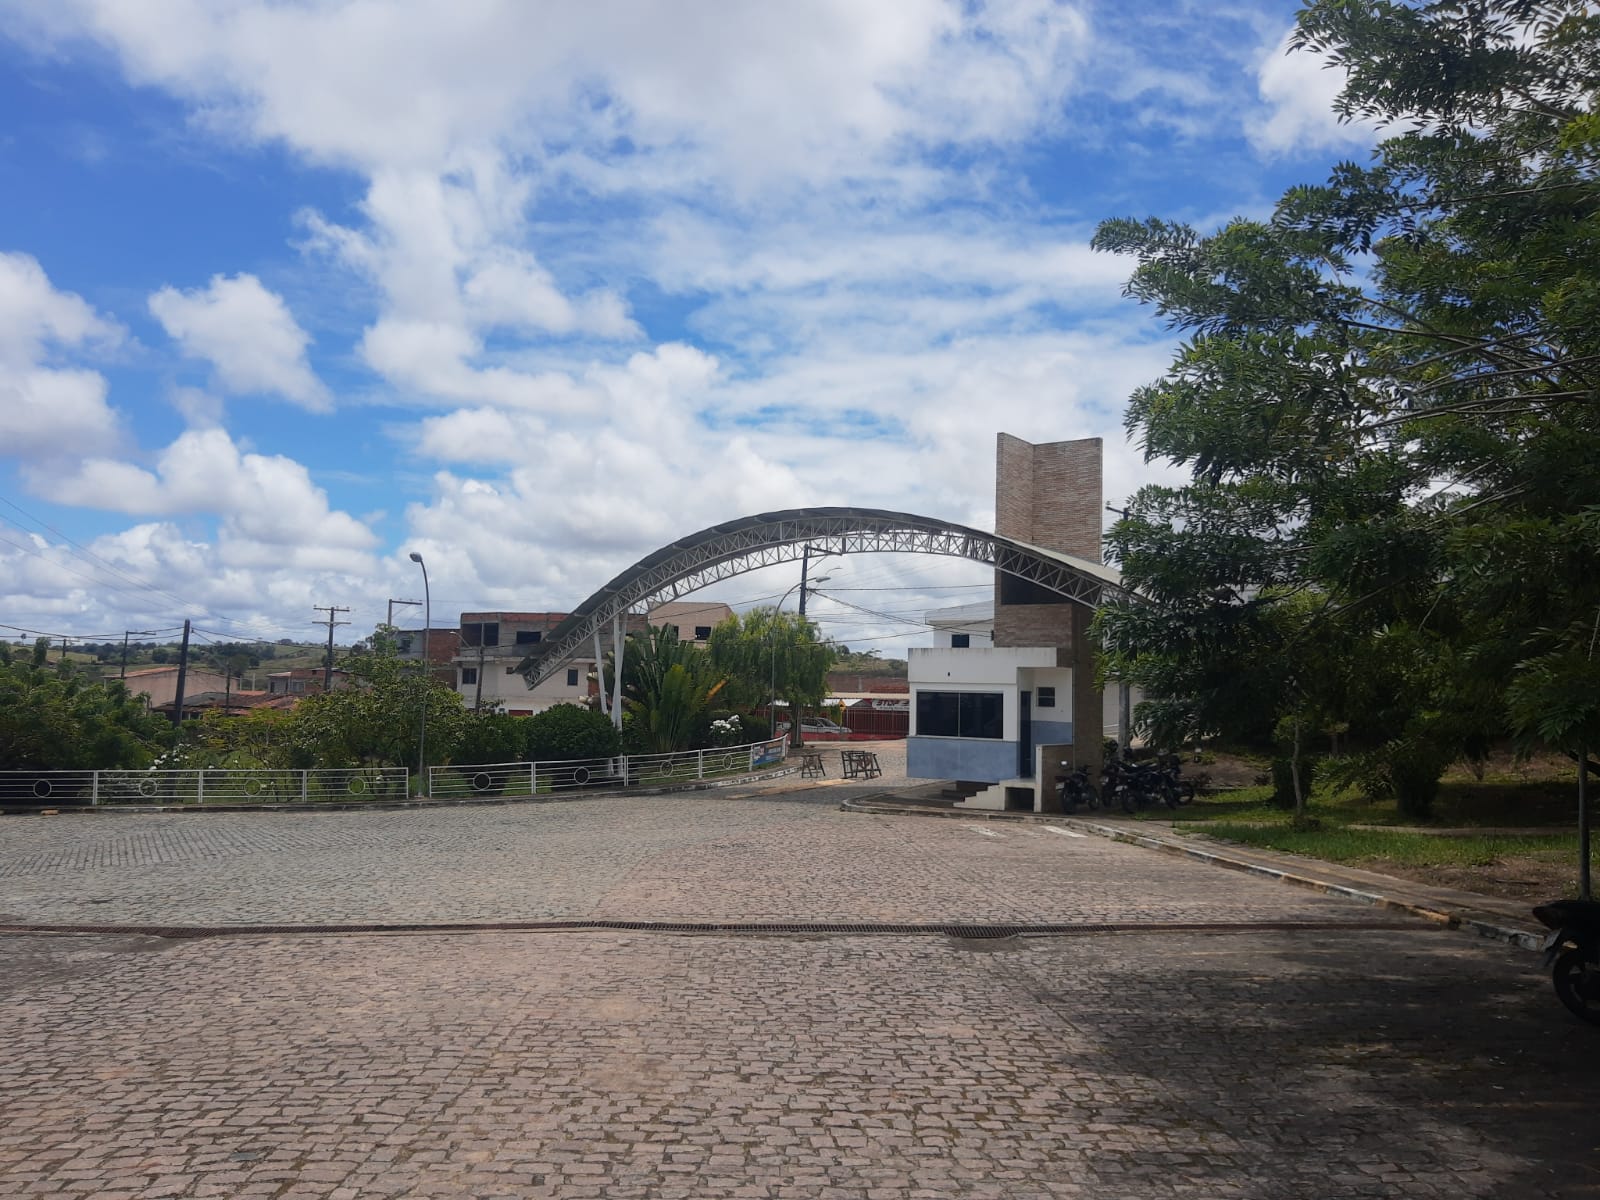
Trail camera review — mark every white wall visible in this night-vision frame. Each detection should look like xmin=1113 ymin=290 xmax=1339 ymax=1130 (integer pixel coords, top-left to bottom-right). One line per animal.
xmin=909 ymin=646 xmax=1056 ymax=685
xmin=459 ymin=657 xmax=593 ymax=714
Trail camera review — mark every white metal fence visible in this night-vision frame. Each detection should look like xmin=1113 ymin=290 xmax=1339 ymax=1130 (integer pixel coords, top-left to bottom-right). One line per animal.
xmin=426 ymin=736 xmax=789 ymax=800
xmin=0 ymin=767 xmax=409 ymax=807
xmin=1 ymin=737 xmax=787 ymax=807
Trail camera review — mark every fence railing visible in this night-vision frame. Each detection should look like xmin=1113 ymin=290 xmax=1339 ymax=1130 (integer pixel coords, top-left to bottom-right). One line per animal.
xmin=0 ymin=767 xmax=409 ymax=807
xmin=1 ymin=736 xmax=788 ymax=807
xmin=426 ymin=736 xmax=789 ymax=799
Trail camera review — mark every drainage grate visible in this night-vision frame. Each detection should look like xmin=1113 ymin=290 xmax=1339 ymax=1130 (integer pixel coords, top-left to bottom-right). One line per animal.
xmin=0 ymin=918 xmax=1424 ymax=941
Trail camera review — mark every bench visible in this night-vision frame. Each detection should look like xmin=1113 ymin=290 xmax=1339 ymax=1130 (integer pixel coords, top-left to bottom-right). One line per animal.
xmin=840 ymin=749 xmax=881 ymax=780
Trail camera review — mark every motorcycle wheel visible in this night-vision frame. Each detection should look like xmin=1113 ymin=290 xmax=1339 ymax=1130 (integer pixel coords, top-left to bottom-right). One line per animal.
xmin=1552 ymin=946 xmax=1600 ymax=1026
xmin=1083 ymin=783 xmax=1100 ymax=811
xmin=1120 ymin=786 xmax=1136 ymax=815
xmin=1176 ymin=781 xmax=1196 ymax=806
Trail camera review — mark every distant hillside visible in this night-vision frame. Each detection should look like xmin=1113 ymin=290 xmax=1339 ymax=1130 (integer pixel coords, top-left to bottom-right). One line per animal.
xmin=830 ymin=650 xmax=907 ymax=678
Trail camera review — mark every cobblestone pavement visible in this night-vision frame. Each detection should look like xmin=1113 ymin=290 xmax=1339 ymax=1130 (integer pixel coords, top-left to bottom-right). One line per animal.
xmin=3 ymin=780 xmax=1600 ymax=1198
xmin=3 ymin=781 xmax=1373 ymax=928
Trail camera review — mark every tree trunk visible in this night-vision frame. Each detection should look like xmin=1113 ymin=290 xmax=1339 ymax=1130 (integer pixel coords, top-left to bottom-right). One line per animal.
xmin=1291 ymin=715 xmax=1306 ymax=824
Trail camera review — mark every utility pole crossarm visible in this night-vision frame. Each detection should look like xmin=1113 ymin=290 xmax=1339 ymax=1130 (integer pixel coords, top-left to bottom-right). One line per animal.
xmin=313 ymin=605 xmax=351 ymax=693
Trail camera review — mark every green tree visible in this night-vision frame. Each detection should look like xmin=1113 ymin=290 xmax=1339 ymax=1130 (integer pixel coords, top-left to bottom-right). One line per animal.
xmin=0 ymin=639 xmax=171 ymax=770
xmin=1093 ymin=0 xmax=1599 ymax=825
xmin=707 ymin=609 xmax=836 ymax=747
xmin=286 ymin=634 xmax=466 ymax=770
xmin=611 ymin=625 xmax=728 ymax=753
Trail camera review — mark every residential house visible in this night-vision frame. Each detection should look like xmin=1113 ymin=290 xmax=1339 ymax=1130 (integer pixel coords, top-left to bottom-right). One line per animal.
xmin=452 ymin=612 xmax=594 ymax=715
xmin=121 ymin=666 xmax=231 ymax=710
xmin=647 ymin=600 xmax=735 ymax=644
xmin=266 ymin=668 xmax=353 ymax=696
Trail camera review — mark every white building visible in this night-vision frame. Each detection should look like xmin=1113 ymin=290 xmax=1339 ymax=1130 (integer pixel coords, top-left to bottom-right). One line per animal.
xmin=925 ymin=600 xmax=994 ymax=648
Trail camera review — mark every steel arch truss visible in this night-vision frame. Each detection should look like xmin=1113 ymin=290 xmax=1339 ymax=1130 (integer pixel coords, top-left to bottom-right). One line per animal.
xmin=517 ymin=507 xmax=1128 ymax=687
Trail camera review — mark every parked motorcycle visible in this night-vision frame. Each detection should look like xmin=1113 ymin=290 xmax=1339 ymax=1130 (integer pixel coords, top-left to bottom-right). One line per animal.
xmin=1533 ymin=899 xmax=1600 ymax=1026
xmin=1056 ymin=762 xmax=1099 ymax=813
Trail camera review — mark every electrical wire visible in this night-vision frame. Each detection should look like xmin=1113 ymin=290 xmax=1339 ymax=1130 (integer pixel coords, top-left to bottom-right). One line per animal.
xmin=0 ymin=495 xmax=210 ymax=616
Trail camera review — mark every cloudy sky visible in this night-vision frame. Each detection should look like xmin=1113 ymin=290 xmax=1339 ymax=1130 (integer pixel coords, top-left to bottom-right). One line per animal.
xmin=0 ymin=0 xmax=1373 ymax=655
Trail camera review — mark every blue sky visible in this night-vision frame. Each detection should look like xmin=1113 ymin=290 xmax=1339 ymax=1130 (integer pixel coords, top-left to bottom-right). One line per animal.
xmin=0 ymin=0 xmax=1375 ymax=654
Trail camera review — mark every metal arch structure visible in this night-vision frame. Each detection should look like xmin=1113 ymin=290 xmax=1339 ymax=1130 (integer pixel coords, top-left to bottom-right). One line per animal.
xmin=517 ymin=506 xmax=1130 ymax=688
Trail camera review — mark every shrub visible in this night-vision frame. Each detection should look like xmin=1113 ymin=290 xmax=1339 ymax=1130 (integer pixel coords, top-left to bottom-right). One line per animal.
xmin=453 ymin=711 xmax=526 ymax=765
xmin=1270 ymin=755 xmax=1317 ymax=811
xmin=524 ymin=703 xmax=622 ymax=761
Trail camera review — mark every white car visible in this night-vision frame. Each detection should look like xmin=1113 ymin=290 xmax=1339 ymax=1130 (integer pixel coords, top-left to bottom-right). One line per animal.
xmin=775 ymin=716 xmax=849 ymax=739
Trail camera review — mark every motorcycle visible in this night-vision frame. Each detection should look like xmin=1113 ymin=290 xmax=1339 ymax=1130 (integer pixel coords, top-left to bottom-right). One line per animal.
xmin=1055 ymin=762 xmax=1099 ymax=813
xmin=1532 ymin=898 xmax=1600 ymax=1026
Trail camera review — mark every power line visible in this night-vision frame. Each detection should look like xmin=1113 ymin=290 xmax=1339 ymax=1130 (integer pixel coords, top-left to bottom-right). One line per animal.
xmin=0 ymin=495 xmax=209 ymax=616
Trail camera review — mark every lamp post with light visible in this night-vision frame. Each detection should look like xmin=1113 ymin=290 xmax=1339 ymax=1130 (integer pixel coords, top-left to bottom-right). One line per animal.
xmin=408 ymin=552 xmax=430 ymax=797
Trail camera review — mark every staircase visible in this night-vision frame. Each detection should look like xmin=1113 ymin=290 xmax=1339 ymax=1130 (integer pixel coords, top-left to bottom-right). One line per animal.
xmin=954 ymin=777 xmax=1040 ymax=812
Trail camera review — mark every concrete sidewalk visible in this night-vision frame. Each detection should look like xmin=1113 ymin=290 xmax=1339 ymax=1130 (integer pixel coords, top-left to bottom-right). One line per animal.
xmin=840 ymin=793 xmax=1550 ymax=952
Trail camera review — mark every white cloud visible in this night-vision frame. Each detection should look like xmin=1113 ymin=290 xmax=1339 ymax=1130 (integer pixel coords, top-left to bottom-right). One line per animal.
xmin=1247 ymin=28 xmax=1379 ymax=156
xmin=23 ymin=0 xmax=1092 ymax=178
xmin=0 ymin=251 xmax=125 ymax=458
xmin=148 ymin=272 xmax=329 ymax=410
xmin=36 ymin=428 xmax=378 ymax=564
xmin=0 ymin=519 xmax=383 ymax=638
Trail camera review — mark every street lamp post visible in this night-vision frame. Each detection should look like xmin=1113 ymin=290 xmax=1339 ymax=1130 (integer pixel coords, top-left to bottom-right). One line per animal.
xmin=770 ymin=572 xmax=832 ymax=746
xmin=408 ymin=552 xmax=430 ymax=797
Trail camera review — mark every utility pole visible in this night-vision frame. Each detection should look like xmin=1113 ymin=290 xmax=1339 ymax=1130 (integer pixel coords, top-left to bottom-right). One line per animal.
xmin=387 ymin=597 xmax=421 ymax=628
xmin=170 ymin=619 xmax=192 ymax=728
xmin=313 ymin=605 xmax=351 ymax=693
xmin=798 ymin=545 xmax=814 ymax=618
xmin=797 ymin=544 xmax=837 ymax=618
xmin=120 ymin=629 xmax=157 ymax=680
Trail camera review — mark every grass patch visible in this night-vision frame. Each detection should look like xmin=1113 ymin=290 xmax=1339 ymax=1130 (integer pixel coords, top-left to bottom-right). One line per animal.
xmin=1182 ymin=822 xmax=1578 ymax=868
xmin=1168 ymin=772 xmax=1583 ymax=831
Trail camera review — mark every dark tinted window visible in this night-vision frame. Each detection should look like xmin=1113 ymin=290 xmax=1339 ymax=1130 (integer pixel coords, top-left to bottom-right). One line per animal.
xmin=950 ymin=633 xmax=970 ymax=648
xmin=959 ymin=692 xmax=1004 ymax=739
xmin=916 ymin=691 xmax=1002 ymax=739
xmin=1037 ymin=686 xmax=1056 ymax=708
xmin=515 ymin=630 xmax=542 ymax=644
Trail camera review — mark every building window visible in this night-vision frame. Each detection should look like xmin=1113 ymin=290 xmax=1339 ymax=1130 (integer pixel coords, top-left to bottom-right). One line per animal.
xmin=694 ymin=626 xmax=712 ymax=641
xmin=950 ymin=633 xmax=971 ymax=648
xmin=481 ymin=623 xmax=499 ymax=647
xmin=515 ymin=630 xmax=542 ymax=644
xmin=566 ymin=668 xmax=580 ymax=686
xmin=915 ymin=691 xmax=1003 ymax=739
xmin=461 ymin=667 xmax=478 ymax=686
xmin=506 ymin=666 xmax=517 ymax=674
xmin=1037 ymin=686 xmax=1056 ymax=708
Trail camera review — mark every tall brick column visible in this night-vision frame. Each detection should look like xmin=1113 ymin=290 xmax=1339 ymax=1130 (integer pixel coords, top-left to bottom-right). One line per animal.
xmin=992 ymin=433 xmax=1105 ymax=776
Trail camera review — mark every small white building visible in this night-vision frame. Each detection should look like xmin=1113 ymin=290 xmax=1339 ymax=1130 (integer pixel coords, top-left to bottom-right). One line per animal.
xmin=905 ymin=433 xmax=1122 ymax=813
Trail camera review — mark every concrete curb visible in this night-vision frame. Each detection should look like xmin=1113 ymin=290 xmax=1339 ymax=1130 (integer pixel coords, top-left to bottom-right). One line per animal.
xmin=839 ymin=797 xmax=1544 ymax=953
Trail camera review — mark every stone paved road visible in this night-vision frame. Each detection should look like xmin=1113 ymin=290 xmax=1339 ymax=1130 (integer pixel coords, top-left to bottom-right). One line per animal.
xmin=2 ymin=785 xmax=1599 ymax=1198
xmin=2 ymin=783 xmax=1372 ymax=928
